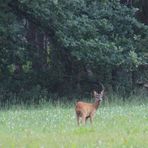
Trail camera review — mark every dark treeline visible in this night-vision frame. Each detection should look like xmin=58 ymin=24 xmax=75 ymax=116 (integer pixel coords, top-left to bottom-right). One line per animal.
xmin=0 ymin=0 xmax=148 ymax=104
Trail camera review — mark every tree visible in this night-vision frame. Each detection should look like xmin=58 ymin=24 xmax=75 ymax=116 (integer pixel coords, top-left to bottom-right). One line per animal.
xmin=0 ymin=0 xmax=147 ymax=99
xmin=0 ymin=0 xmax=26 ymax=83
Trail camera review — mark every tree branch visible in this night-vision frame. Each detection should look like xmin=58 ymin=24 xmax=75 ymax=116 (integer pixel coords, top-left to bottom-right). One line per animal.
xmin=8 ymin=0 xmax=55 ymax=41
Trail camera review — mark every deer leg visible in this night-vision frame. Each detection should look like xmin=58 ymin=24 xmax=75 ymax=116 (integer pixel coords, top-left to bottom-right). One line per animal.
xmin=76 ymin=115 xmax=81 ymax=126
xmin=90 ymin=116 xmax=93 ymax=124
xmin=90 ymin=114 xmax=95 ymax=124
xmin=85 ymin=116 xmax=89 ymax=123
xmin=82 ymin=115 xmax=86 ymax=125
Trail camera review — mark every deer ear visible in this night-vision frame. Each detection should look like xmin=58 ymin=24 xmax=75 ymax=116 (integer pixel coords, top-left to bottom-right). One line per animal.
xmin=93 ymin=90 xmax=98 ymax=96
xmin=100 ymin=90 xmax=104 ymax=95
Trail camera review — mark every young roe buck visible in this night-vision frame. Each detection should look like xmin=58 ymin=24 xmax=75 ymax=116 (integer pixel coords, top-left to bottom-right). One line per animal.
xmin=75 ymin=84 xmax=104 ymax=125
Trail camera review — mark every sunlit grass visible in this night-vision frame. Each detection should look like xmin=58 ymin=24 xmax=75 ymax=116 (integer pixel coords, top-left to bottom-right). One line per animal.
xmin=0 ymin=99 xmax=147 ymax=148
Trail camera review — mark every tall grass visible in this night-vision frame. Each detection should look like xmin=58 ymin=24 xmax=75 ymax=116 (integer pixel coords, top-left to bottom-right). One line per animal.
xmin=0 ymin=96 xmax=147 ymax=147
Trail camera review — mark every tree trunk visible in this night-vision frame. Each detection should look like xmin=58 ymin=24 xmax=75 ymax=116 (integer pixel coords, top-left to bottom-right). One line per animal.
xmin=142 ymin=0 xmax=148 ymax=18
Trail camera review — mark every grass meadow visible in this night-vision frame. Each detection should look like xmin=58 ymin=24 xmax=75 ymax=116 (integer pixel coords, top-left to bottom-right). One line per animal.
xmin=0 ymin=96 xmax=147 ymax=148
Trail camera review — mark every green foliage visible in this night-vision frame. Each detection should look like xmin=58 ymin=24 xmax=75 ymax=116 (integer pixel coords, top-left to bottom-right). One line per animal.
xmin=46 ymin=0 xmax=148 ymax=95
xmin=0 ymin=0 xmax=147 ymax=101
xmin=0 ymin=0 xmax=28 ymax=78
xmin=51 ymin=0 xmax=147 ymax=68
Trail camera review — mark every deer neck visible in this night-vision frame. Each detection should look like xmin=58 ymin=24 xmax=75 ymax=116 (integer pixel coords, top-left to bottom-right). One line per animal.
xmin=93 ymin=100 xmax=101 ymax=110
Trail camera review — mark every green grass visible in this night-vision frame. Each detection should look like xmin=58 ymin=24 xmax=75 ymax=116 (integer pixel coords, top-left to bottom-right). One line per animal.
xmin=0 ymin=100 xmax=147 ymax=148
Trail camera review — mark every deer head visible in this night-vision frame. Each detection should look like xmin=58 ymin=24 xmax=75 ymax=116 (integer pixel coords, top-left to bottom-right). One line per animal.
xmin=93 ymin=90 xmax=104 ymax=101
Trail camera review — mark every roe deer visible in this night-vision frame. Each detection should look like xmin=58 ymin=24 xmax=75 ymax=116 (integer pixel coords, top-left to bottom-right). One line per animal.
xmin=75 ymin=84 xmax=104 ymax=125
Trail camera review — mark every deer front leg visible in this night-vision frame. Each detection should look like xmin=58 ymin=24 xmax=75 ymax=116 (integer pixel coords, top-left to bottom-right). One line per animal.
xmin=85 ymin=116 xmax=90 ymax=123
xmin=76 ymin=115 xmax=81 ymax=126
xmin=90 ymin=112 xmax=95 ymax=124
xmin=82 ymin=115 xmax=86 ymax=125
xmin=90 ymin=116 xmax=93 ymax=124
